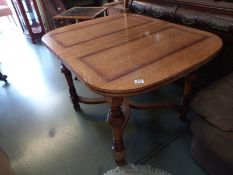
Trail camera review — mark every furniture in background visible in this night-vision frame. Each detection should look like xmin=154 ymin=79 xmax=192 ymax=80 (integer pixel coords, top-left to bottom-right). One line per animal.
xmin=191 ymin=72 xmax=233 ymax=175
xmin=128 ymin=0 xmax=233 ymax=88
xmin=0 ymin=0 xmax=16 ymax=24
xmin=41 ymin=0 xmax=66 ymax=30
xmin=42 ymin=14 xmax=222 ymax=165
xmin=57 ymin=0 xmax=103 ymax=9
xmin=11 ymin=0 xmax=45 ymax=44
xmin=0 ymin=1 xmax=7 ymax=84
xmin=0 ymin=147 xmax=14 ymax=175
xmin=104 ymin=1 xmax=126 ymax=15
xmin=41 ymin=0 xmax=115 ymax=31
xmin=0 ymin=62 xmax=7 ymax=84
xmin=0 ymin=71 xmax=7 ymax=83
xmin=53 ymin=6 xmax=108 ymax=28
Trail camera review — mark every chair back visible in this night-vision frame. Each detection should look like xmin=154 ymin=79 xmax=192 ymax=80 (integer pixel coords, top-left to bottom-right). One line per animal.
xmin=0 ymin=0 xmax=12 ymax=17
xmin=0 ymin=0 xmax=8 ymax=6
xmin=46 ymin=0 xmax=66 ymax=17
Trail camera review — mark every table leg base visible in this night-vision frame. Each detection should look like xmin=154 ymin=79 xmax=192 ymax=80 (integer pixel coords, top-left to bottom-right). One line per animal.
xmin=113 ymin=151 xmax=125 ymax=166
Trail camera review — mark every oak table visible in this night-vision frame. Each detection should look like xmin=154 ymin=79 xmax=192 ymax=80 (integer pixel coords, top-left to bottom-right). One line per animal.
xmin=42 ymin=14 xmax=222 ymax=166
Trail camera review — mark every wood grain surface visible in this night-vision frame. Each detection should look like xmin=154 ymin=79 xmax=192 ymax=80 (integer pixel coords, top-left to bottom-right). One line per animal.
xmin=42 ymin=14 xmax=222 ymax=96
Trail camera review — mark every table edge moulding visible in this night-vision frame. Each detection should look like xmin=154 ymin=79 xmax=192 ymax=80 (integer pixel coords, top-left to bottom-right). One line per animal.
xmin=42 ymin=14 xmax=222 ymax=96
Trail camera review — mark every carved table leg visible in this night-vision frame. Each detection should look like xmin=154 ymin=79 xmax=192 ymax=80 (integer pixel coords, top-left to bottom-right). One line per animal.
xmin=107 ymin=97 xmax=125 ymax=166
xmin=180 ymin=74 xmax=198 ymax=121
xmin=61 ymin=64 xmax=80 ymax=111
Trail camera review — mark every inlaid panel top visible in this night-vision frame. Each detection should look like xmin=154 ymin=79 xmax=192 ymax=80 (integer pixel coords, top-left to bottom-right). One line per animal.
xmin=42 ymin=14 xmax=222 ymax=96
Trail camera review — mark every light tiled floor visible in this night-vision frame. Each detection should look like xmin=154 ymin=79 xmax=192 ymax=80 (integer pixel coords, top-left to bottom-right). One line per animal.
xmin=0 ymin=18 xmax=207 ymax=175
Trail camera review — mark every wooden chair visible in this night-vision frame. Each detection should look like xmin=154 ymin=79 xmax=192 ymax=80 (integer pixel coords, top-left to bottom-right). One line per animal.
xmin=104 ymin=0 xmax=123 ymax=14
xmin=41 ymin=0 xmax=108 ymax=30
xmin=0 ymin=0 xmax=16 ymax=25
xmin=104 ymin=0 xmax=128 ymax=8
xmin=104 ymin=0 xmax=128 ymax=15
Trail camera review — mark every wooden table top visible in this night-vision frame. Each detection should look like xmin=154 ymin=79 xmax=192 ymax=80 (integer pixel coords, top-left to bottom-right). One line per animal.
xmin=53 ymin=7 xmax=108 ymax=20
xmin=42 ymin=14 xmax=222 ymax=96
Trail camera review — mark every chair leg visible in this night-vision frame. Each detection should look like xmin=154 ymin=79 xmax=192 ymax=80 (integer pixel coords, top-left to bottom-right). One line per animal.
xmin=7 ymin=16 xmax=11 ymax=23
xmin=6 ymin=15 xmax=17 ymax=26
xmin=11 ymin=15 xmax=17 ymax=26
xmin=0 ymin=72 xmax=7 ymax=83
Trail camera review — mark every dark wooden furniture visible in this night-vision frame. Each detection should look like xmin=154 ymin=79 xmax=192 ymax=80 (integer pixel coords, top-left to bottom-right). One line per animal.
xmin=53 ymin=6 xmax=108 ymax=23
xmin=0 ymin=71 xmax=7 ymax=83
xmin=128 ymin=0 xmax=233 ymax=33
xmin=128 ymin=0 xmax=233 ymax=87
xmin=59 ymin=0 xmax=104 ymax=8
xmin=104 ymin=1 xmax=128 ymax=15
xmin=41 ymin=0 xmax=114 ymax=30
xmin=11 ymin=0 xmax=45 ymax=44
xmin=42 ymin=14 xmax=222 ymax=165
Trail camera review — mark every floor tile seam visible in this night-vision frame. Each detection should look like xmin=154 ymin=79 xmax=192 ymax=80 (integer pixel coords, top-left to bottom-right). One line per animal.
xmin=135 ymin=128 xmax=188 ymax=165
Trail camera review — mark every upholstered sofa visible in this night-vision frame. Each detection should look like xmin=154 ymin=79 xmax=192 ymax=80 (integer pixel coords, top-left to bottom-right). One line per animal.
xmin=127 ymin=1 xmax=233 ymax=174
xmin=191 ymin=73 xmax=233 ymax=175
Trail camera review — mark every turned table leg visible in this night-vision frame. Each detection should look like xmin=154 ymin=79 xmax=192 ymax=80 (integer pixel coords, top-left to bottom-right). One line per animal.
xmin=107 ymin=97 xmax=125 ymax=166
xmin=180 ymin=74 xmax=198 ymax=120
xmin=61 ymin=64 xmax=80 ymax=111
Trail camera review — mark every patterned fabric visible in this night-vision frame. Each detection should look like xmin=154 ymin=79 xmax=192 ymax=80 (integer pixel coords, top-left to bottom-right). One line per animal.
xmin=104 ymin=164 xmax=171 ymax=175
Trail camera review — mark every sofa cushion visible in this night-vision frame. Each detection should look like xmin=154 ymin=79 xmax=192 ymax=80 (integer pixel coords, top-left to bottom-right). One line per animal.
xmin=192 ymin=72 xmax=233 ymax=132
xmin=191 ymin=117 xmax=233 ymax=174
